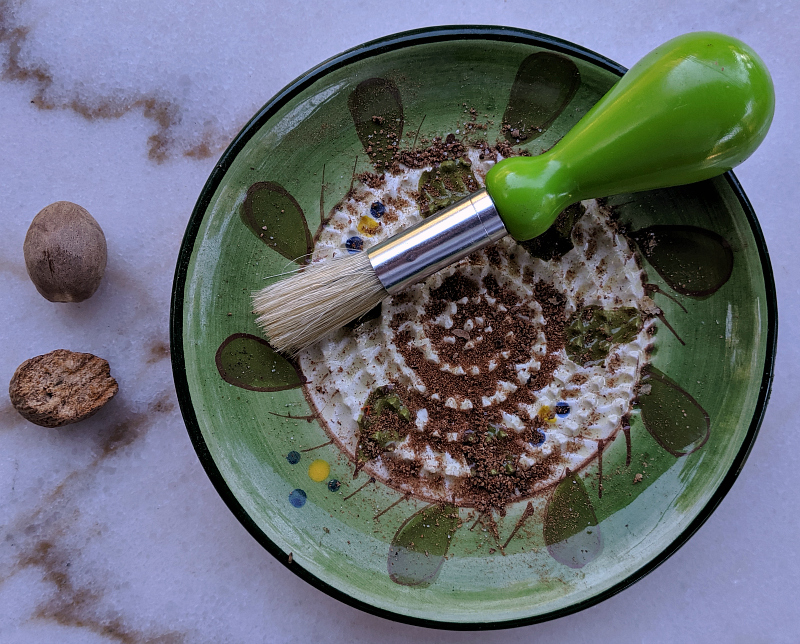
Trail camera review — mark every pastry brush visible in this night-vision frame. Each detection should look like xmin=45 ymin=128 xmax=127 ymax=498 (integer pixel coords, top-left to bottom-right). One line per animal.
xmin=254 ymin=31 xmax=774 ymax=354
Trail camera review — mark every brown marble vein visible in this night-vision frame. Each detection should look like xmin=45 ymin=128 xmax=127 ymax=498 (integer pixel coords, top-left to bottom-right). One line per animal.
xmin=2 ymin=392 xmax=187 ymax=643
xmin=147 ymin=341 xmax=171 ymax=364
xmin=0 ymin=0 xmax=226 ymax=162
xmin=21 ymin=540 xmax=185 ymax=644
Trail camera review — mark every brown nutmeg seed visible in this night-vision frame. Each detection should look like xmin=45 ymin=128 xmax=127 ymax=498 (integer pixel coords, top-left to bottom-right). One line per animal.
xmin=23 ymin=201 xmax=107 ymax=302
xmin=9 ymin=349 xmax=118 ymax=427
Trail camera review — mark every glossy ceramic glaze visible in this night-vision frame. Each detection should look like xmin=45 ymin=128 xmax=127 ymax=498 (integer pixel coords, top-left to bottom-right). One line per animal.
xmin=170 ymin=26 xmax=775 ymax=628
xmin=485 ymin=32 xmax=775 ymax=241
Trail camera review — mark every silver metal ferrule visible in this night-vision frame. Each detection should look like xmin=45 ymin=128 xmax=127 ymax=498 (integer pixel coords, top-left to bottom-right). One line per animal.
xmin=367 ymin=189 xmax=507 ymax=294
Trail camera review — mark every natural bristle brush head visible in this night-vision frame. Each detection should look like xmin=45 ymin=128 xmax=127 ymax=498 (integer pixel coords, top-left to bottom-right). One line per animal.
xmin=253 ymin=251 xmax=387 ymax=355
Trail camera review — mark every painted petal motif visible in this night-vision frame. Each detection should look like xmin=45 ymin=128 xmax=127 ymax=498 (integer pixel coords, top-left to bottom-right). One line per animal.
xmin=520 ymin=202 xmax=585 ymax=261
xmin=388 ymin=504 xmax=459 ymax=587
xmin=241 ymin=181 xmax=312 ymax=263
xmin=215 ymin=333 xmax=303 ymax=392
xmin=565 ymin=306 xmax=643 ymax=367
xmin=502 ymin=51 xmax=581 ymax=144
xmin=348 ymin=78 xmax=404 ymax=170
xmin=356 ymin=386 xmax=412 ymax=470
xmin=638 ymin=365 xmax=710 ymax=457
xmin=630 ymin=225 xmax=733 ymax=297
xmin=544 ymin=471 xmax=603 ymax=569
xmin=418 ymin=159 xmax=479 ymax=218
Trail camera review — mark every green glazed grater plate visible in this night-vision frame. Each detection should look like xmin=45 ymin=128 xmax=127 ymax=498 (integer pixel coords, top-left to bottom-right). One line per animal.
xmin=170 ymin=26 xmax=776 ymax=629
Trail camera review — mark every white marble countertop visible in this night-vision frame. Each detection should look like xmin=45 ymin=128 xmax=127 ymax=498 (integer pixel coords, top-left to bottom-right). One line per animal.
xmin=1 ymin=1 xmax=798 ymax=642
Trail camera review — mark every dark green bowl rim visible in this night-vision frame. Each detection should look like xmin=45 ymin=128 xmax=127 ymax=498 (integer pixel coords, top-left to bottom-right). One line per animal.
xmin=169 ymin=24 xmax=777 ymax=630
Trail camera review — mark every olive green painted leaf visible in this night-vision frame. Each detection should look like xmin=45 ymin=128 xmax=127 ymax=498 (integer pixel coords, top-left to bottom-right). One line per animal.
xmin=638 ymin=365 xmax=710 ymax=457
xmin=417 ymin=159 xmax=479 ymax=218
xmin=565 ymin=306 xmax=643 ymax=367
xmin=215 ymin=333 xmax=304 ymax=392
xmin=502 ymin=51 xmax=581 ymax=144
xmin=348 ymin=78 xmax=404 ymax=170
xmin=630 ymin=225 xmax=733 ymax=297
xmin=241 ymin=182 xmax=312 ymax=263
xmin=520 ymin=202 xmax=585 ymax=260
xmin=544 ymin=471 xmax=603 ymax=569
xmin=388 ymin=504 xmax=459 ymax=587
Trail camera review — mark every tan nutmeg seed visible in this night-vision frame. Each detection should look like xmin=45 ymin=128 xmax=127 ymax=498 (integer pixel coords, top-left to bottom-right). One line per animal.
xmin=23 ymin=201 xmax=107 ymax=302
xmin=9 ymin=349 xmax=119 ymax=427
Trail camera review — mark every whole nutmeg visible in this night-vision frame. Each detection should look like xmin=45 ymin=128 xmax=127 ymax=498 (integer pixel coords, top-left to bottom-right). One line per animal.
xmin=23 ymin=201 xmax=107 ymax=302
xmin=9 ymin=349 xmax=118 ymax=427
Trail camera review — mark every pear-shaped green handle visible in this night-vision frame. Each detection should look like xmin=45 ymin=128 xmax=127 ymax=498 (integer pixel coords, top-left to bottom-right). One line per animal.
xmin=484 ymin=31 xmax=775 ymax=241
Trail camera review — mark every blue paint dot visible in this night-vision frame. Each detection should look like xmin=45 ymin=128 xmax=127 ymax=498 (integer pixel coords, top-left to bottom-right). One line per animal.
xmin=345 ymin=236 xmax=363 ymax=253
xmin=555 ymin=402 xmax=570 ymax=417
xmin=286 ymin=451 xmax=301 ymax=464
xmin=530 ymin=430 xmax=546 ymax=447
xmin=289 ymin=489 xmax=307 ymax=508
xmin=327 ymin=479 xmax=341 ymax=492
xmin=370 ymin=201 xmax=386 ymax=218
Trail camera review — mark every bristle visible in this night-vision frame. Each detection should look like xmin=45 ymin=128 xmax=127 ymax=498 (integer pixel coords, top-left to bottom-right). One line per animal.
xmin=253 ymin=252 xmax=388 ymax=355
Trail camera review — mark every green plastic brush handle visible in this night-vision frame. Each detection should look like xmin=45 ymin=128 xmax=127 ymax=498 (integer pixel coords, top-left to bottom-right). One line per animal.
xmin=484 ymin=31 xmax=775 ymax=241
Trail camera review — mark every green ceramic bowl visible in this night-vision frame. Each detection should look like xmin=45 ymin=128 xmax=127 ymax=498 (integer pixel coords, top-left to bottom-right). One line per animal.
xmin=170 ymin=26 xmax=776 ymax=628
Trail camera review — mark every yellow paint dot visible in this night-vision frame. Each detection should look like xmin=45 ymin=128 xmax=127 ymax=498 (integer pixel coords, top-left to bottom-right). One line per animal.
xmin=308 ymin=459 xmax=330 ymax=482
xmin=357 ymin=215 xmax=381 ymax=236
xmin=538 ymin=405 xmax=557 ymax=424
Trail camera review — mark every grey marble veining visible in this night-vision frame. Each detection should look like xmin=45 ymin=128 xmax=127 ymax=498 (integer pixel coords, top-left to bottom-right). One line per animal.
xmin=1 ymin=0 xmax=799 ymax=642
